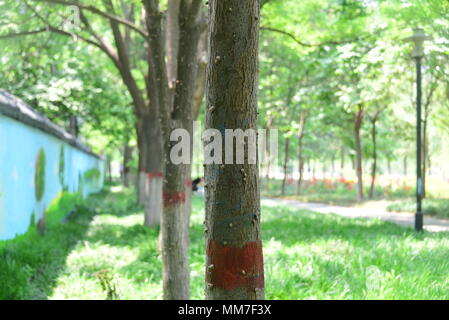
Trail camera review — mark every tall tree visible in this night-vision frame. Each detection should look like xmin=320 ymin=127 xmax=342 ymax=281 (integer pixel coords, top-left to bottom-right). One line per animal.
xmin=205 ymin=0 xmax=264 ymax=299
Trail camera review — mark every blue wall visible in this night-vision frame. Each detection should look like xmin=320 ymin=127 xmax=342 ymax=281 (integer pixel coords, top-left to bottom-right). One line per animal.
xmin=0 ymin=110 xmax=104 ymax=241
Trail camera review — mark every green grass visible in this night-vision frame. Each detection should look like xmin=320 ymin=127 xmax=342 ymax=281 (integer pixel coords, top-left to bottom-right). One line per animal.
xmin=2 ymin=187 xmax=449 ymax=299
xmin=387 ymin=198 xmax=449 ymax=219
xmin=0 ymin=191 xmax=87 ymax=299
xmin=263 ymin=178 xmax=449 ymax=220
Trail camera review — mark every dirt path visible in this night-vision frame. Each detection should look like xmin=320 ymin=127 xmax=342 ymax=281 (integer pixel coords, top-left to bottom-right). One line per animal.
xmin=262 ymin=198 xmax=449 ymax=232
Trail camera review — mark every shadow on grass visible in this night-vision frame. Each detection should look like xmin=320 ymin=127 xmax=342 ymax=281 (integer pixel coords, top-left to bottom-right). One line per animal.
xmin=0 ymin=200 xmax=98 ymax=299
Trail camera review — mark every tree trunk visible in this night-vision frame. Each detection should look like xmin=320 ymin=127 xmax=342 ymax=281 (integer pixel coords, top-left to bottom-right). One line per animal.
xmin=340 ymin=147 xmax=345 ymax=175
xmin=205 ymin=0 xmax=264 ymax=300
xmin=107 ymin=156 xmax=113 ymax=184
xmin=136 ymin=121 xmax=146 ymax=205
xmin=296 ymin=111 xmax=306 ymax=195
xmin=146 ymin=0 xmax=203 ymax=299
xmin=142 ymin=114 xmax=163 ymax=228
xmin=321 ymin=160 xmax=326 ymax=179
xmin=68 ymin=114 xmax=79 ymax=137
xmin=331 ymin=155 xmax=335 ymax=177
xmin=264 ymin=118 xmax=272 ymax=191
xmin=312 ymin=159 xmax=316 ymax=180
xmin=403 ymin=156 xmax=408 ymax=177
xmin=422 ymin=115 xmax=428 ymax=199
xmin=281 ymin=138 xmax=290 ymax=196
xmin=354 ymin=105 xmax=364 ymax=202
xmin=369 ymin=118 xmax=377 ymax=199
xmin=192 ymin=24 xmax=208 ymax=120
xmin=123 ymin=142 xmax=133 ymax=187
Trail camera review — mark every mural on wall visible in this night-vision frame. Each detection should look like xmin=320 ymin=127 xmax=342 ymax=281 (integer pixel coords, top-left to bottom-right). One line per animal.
xmin=59 ymin=145 xmax=66 ymax=191
xmin=34 ymin=148 xmax=46 ymax=234
xmin=0 ymin=89 xmax=105 ymax=241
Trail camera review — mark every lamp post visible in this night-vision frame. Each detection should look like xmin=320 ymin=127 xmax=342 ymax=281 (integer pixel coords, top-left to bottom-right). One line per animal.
xmin=405 ymin=28 xmax=432 ymax=232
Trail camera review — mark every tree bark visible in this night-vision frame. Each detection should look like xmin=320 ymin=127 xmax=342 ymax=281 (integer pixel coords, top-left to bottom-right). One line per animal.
xmin=403 ymin=156 xmax=407 ymax=177
xmin=340 ymin=147 xmax=345 ymax=175
xmin=296 ymin=110 xmax=307 ymax=195
xmin=264 ymin=118 xmax=272 ymax=191
xmin=142 ymin=113 xmax=163 ymax=228
xmin=354 ymin=105 xmax=364 ymax=202
xmin=192 ymin=23 xmax=208 ymax=120
xmin=205 ymin=0 xmax=263 ymax=300
xmin=422 ymin=113 xmax=428 ymax=199
xmin=281 ymin=138 xmax=290 ymax=196
xmin=144 ymin=0 xmax=203 ymax=299
xmin=369 ymin=115 xmax=378 ymax=199
xmin=123 ymin=142 xmax=133 ymax=187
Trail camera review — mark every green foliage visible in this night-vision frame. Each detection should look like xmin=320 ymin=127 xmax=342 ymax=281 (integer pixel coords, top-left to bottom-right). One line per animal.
xmin=96 ymin=270 xmax=120 ymax=300
xmin=34 ymin=148 xmax=46 ymax=202
xmin=83 ymin=168 xmax=101 ymax=190
xmin=0 ymin=191 xmax=83 ymax=299
xmin=83 ymin=168 xmax=101 ymax=182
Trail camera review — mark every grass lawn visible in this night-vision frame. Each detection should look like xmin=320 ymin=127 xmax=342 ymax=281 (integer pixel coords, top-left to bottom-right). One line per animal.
xmin=386 ymin=198 xmax=449 ymax=219
xmin=263 ymin=178 xmax=449 ymax=221
xmin=1 ymin=186 xmax=449 ymax=299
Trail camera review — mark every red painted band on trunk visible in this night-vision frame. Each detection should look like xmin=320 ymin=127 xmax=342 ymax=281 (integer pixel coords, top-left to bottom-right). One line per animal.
xmin=147 ymin=171 xmax=163 ymax=178
xmin=163 ymin=192 xmax=186 ymax=207
xmin=206 ymin=240 xmax=264 ymax=291
xmin=185 ymin=179 xmax=192 ymax=187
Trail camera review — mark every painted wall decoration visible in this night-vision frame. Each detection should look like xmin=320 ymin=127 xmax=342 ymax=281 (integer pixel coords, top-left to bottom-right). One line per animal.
xmin=0 ymin=89 xmax=105 ymax=241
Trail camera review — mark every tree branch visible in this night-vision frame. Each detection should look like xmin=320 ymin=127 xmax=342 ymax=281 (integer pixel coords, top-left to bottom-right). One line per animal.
xmin=32 ymin=0 xmax=149 ymax=40
xmin=0 ymin=28 xmax=48 ymax=39
xmin=261 ymin=26 xmax=361 ymax=47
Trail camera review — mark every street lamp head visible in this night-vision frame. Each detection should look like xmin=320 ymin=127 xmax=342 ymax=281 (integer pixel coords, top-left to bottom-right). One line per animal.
xmin=404 ymin=28 xmax=432 ymax=59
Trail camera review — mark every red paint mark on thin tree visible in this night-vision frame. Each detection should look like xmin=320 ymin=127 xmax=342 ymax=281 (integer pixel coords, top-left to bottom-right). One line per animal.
xmin=206 ymin=240 xmax=264 ymax=291
xmin=163 ymin=192 xmax=186 ymax=207
xmin=147 ymin=171 xmax=163 ymax=178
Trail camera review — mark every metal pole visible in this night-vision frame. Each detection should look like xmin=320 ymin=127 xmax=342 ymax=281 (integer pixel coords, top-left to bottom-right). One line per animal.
xmin=415 ymin=57 xmax=423 ymax=232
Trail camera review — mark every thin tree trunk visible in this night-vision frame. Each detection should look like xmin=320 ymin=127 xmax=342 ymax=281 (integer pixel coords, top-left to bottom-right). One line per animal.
xmin=107 ymin=156 xmax=113 ymax=184
xmin=321 ymin=160 xmax=326 ymax=179
xmin=123 ymin=142 xmax=133 ymax=187
xmin=205 ymin=0 xmax=263 ymax=300
xmin=354 ymin=105 xmax=364 ymax=202
xmin=281 ymin=138 xmax=290 ymax=196
xmin=422 ymin=115 xmax=428 ymax=199
xmin=136 ymin=121 xmax=146 ymax=205
xmin=192 ymin=22 xmax=208 ymax=120
xmin=369 ymin=117 xmax=378 ymax=199
xmin=147 ymin=0 xmax=203 ymax=299
xmin=312 ymin=159 xmax=316 ymax=180
xmin=297 ymin=111 xmax=306 ymax=195
xmin=265 ymin=118 xmax=272 ymax=191
xmin=340 ymin=147 xmax=345 ymax=175
xmin=403 ymin=156 xmax=408 ymax=177
xmin=331 ymin=155 xmax=335 ymax=177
